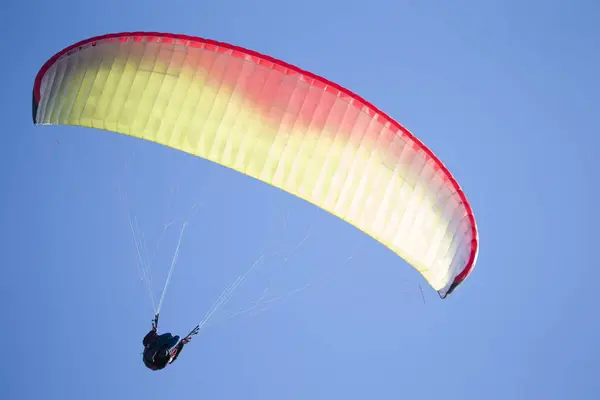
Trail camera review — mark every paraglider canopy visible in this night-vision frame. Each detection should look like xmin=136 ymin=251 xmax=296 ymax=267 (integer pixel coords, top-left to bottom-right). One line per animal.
xmin=32 ymin=31 xmax=478 ymax=298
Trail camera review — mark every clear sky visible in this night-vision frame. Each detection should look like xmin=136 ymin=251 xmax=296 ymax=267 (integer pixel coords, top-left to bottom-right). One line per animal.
xmin=2 ymin=0 xmax=599 ymax=399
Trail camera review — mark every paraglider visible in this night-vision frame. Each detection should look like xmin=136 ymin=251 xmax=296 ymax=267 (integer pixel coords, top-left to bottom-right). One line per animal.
xmin=142 ymin=314 xmax=197 ymax=371
xmin=32 ymin=31 xmax=479 ymax=369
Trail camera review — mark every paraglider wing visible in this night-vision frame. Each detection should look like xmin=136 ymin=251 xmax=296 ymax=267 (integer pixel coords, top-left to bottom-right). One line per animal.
xmin=32 ymin=32 xmax=479 ymax=298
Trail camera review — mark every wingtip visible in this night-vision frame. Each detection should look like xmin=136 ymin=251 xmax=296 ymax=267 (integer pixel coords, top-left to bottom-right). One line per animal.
xmin=31 ymin=89 xmax=39 ymax=124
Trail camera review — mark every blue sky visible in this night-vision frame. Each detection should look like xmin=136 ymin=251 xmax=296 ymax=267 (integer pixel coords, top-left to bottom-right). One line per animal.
xmin=2 ymin=0 xmax=599 ymax=398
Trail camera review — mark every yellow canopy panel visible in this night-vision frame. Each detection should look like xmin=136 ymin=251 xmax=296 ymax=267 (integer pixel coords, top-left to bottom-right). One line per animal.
xmin=32 ymin=32 xmax=479 ymax=298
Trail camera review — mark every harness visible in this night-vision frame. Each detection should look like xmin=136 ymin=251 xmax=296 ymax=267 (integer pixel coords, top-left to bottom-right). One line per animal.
xmin=143 ymin=340 xmax=173 ymax=371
